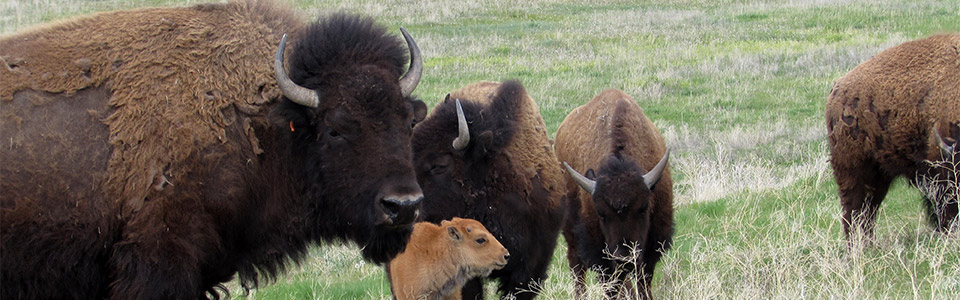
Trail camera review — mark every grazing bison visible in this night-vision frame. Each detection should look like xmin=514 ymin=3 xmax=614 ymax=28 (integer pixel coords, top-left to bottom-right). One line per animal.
xmin=555 ymin=89 xmax=673 ymax=299
xmin=412 ymin=81 xmax=567 ymax=299
xmin=0 ymin=1 xmax=429 ymax=299
xmin=388 ymin=217 xmax=510 ymax=300
xmin=826 ymin=33 xmax=960 ymax=237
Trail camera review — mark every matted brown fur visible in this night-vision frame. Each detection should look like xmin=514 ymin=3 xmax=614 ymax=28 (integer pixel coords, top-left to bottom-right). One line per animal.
xmin=555 ymin=89 xmax=673 ymax=299
xmin=412 ymin=80 xmax=566 ymax=300
xmin=1 ymin=0 xmax=300 ymax=215
xmin=388 ymin=218 xmax=509 ymax=300
xmin=826 ymin=33 xmax=960 ymax=236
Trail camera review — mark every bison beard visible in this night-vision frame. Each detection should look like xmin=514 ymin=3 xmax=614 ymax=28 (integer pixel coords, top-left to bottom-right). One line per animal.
xmin=1 ymin=1 xmax=426 ymax=299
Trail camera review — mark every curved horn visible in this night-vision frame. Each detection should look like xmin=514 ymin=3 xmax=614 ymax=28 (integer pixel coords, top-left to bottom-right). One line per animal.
xmin=398 ymin=27 xmax=422 ymax=98
xmin=643 ymin=149 xmax=670 ymax=189
xmin=933 ymin=127 xmax=955 ymax=158
xmin=452 ymin=99 xmax=470 ymax=151
xmin=563 ymin=162 xmax=597 ymax=195
xmin=274 ymin=34 xmax=320 ymax=108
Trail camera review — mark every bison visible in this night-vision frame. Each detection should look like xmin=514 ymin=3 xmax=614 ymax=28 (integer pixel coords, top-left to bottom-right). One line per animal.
xmin=411 ymin=81 xmax=567 ymax=299
xmin=388 ymin=217 xmax=510 ymax=300
xmin=0 ymin=1 xmax=429 ymax=299
xmin=554 ymin=89 xmax=673 ymax=299
xmin=826 ymin=33 xmax=960 ymax=238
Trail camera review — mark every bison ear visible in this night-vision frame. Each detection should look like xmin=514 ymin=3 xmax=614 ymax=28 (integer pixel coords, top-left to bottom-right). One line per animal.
xmin=476 ymin=131 xmax=495 ymax=155
xmin=447 ymin=226 xmax=463 ymax=242
xmin=584 ymin=169 xmax=597 ymax=180
xmin=933 ymin=127 xmax=956 ymax=159
xmin=412 ymin=100 xmax=427 ymax=125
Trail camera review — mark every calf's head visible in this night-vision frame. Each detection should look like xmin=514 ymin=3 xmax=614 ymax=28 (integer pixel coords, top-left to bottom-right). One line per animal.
xmin=443 ymin=217 xmax=509 ymax=276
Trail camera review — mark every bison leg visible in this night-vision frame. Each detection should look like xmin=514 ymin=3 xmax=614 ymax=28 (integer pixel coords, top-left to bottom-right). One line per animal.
xmin=923 ymin=193 xmax=959 ymax=233
xmin=490 ymin=256 xmax=551 ymax=300
xmin=569 ymin=261 xmax=588 ymax=299
xmin=460 ymin=278 xmax=484 ymax=300
xmin=108 ymin=205 xmax=222 ymax=299
xmin=835 ymin=162 xmax=892 ymax=240
xmin=564 ymin=231 xmax=588 ymax=299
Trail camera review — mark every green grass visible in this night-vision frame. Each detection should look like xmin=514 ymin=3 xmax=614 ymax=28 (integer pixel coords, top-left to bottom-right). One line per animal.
xmin=5 ymin=0 xmax=959 ymax=298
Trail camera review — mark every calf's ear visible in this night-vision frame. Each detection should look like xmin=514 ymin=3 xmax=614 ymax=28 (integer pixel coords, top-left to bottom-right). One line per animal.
xmin=448 ymin=226 xmax=463 ymax=242
xmin=412 ymin=100 xmax=427 ymax=125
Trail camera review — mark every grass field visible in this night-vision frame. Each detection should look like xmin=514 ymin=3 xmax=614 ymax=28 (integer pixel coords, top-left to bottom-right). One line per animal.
xmin=5 ymin=0 xmax=959 ymax=299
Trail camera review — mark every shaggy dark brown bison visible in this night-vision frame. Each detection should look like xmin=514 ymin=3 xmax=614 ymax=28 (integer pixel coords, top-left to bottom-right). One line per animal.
xmin=826 ymin=33 xmax=960 ymax=238
xmin=555 ymin=89 xmax=673 ymax=299
xmin=0 ymin=1 xmax=428 ymax=299
xmin=411 ymin=81 xmax=567 ymax=299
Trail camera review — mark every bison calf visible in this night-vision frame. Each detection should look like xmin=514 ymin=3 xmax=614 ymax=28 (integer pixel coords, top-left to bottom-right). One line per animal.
xmin=388 ymin=217 xmax=510 ymax=300
xmin=555 ymin=89 xmax=674 ymax=299
xmin=826 ymin=33 xmax=960 ymax=238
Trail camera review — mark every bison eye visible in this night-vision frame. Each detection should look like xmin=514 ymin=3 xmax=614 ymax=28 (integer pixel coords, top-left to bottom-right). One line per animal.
xmin=328 ymin=130 xmax=340 ymax=138
xmin=476 ymin=238 xmax=486 ymax=244
xmin=430 ymin=164 xmax=448 ymax=175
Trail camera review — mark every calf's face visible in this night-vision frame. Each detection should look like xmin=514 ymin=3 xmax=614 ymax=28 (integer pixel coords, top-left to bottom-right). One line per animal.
xmin=443 ymin=217 xmax=509 ymax=274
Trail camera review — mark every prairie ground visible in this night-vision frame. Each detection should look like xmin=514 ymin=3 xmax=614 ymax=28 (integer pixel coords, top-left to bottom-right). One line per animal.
xmin=5 ymin=0 xmax=959 ymax=299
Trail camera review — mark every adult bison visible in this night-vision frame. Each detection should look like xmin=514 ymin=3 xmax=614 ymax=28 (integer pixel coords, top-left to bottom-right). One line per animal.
xmin=412 ymin=81 xmax=567 ymax=299
xmin=826 ymin=33 xmax=960 ymax=238
xmin=0 ymin=1 xmax=428 ymax=299
xmin=555 ymin=89 xmax=673 ymax=299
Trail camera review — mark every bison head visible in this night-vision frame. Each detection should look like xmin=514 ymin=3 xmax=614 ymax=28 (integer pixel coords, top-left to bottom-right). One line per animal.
xmin=563 ymin=151 xmax=668 ymax=268
xmin=924 ymin=125 xmax=960 ymax=230
xmin=272 ymin=14 xmax=428 ymax=263
xmin=411 ymin=82 xmax=522 ymax=222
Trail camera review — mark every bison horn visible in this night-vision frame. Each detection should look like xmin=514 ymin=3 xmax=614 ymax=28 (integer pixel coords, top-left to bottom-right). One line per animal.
xmin=642 ymin=149 xmax=670 ymax=189
xmin=398 ymin=27 xmax=422 ymax=98
xmin=933 ymin=127 xmax=955 ymax=159
xmin=274 ymin=34 xmax=320 ymax=108
xmin=452 ymin=99 xmax=470 ymax=151
xmin=563 ymin=162 xmax=597 ymax=195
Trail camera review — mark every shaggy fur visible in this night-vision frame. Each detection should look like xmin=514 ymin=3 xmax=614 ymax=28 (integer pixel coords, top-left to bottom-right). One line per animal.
xmin=387 ymin=218 xmax=509 ymax=300
xmin=412 ymin=81 xmax=567 ymax=300
xmin=826 ymin=33 xmax=960 ymax=237
xmin=554 ymin=89 xmax=674 ymax=300
xmin=0 ymin=1 xmax=427 ymax=299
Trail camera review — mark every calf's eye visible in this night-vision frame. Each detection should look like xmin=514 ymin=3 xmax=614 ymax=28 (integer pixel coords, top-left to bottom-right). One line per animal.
xmin=476 ymin=238 xmax=486 ymax=244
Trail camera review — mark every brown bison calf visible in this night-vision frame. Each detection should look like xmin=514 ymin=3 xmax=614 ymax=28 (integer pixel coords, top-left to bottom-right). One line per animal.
xmin=826 ymin=34 xmax=960 ymax=238
xmin=555 ymin=89 xmax=673 ymax=299
xmin=388 ymin=217 xmax=510 ymax=300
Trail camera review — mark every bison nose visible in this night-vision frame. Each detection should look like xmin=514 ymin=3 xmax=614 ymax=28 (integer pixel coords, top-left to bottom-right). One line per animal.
xmin=380 ymin=193 xmax=423 ymax=226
